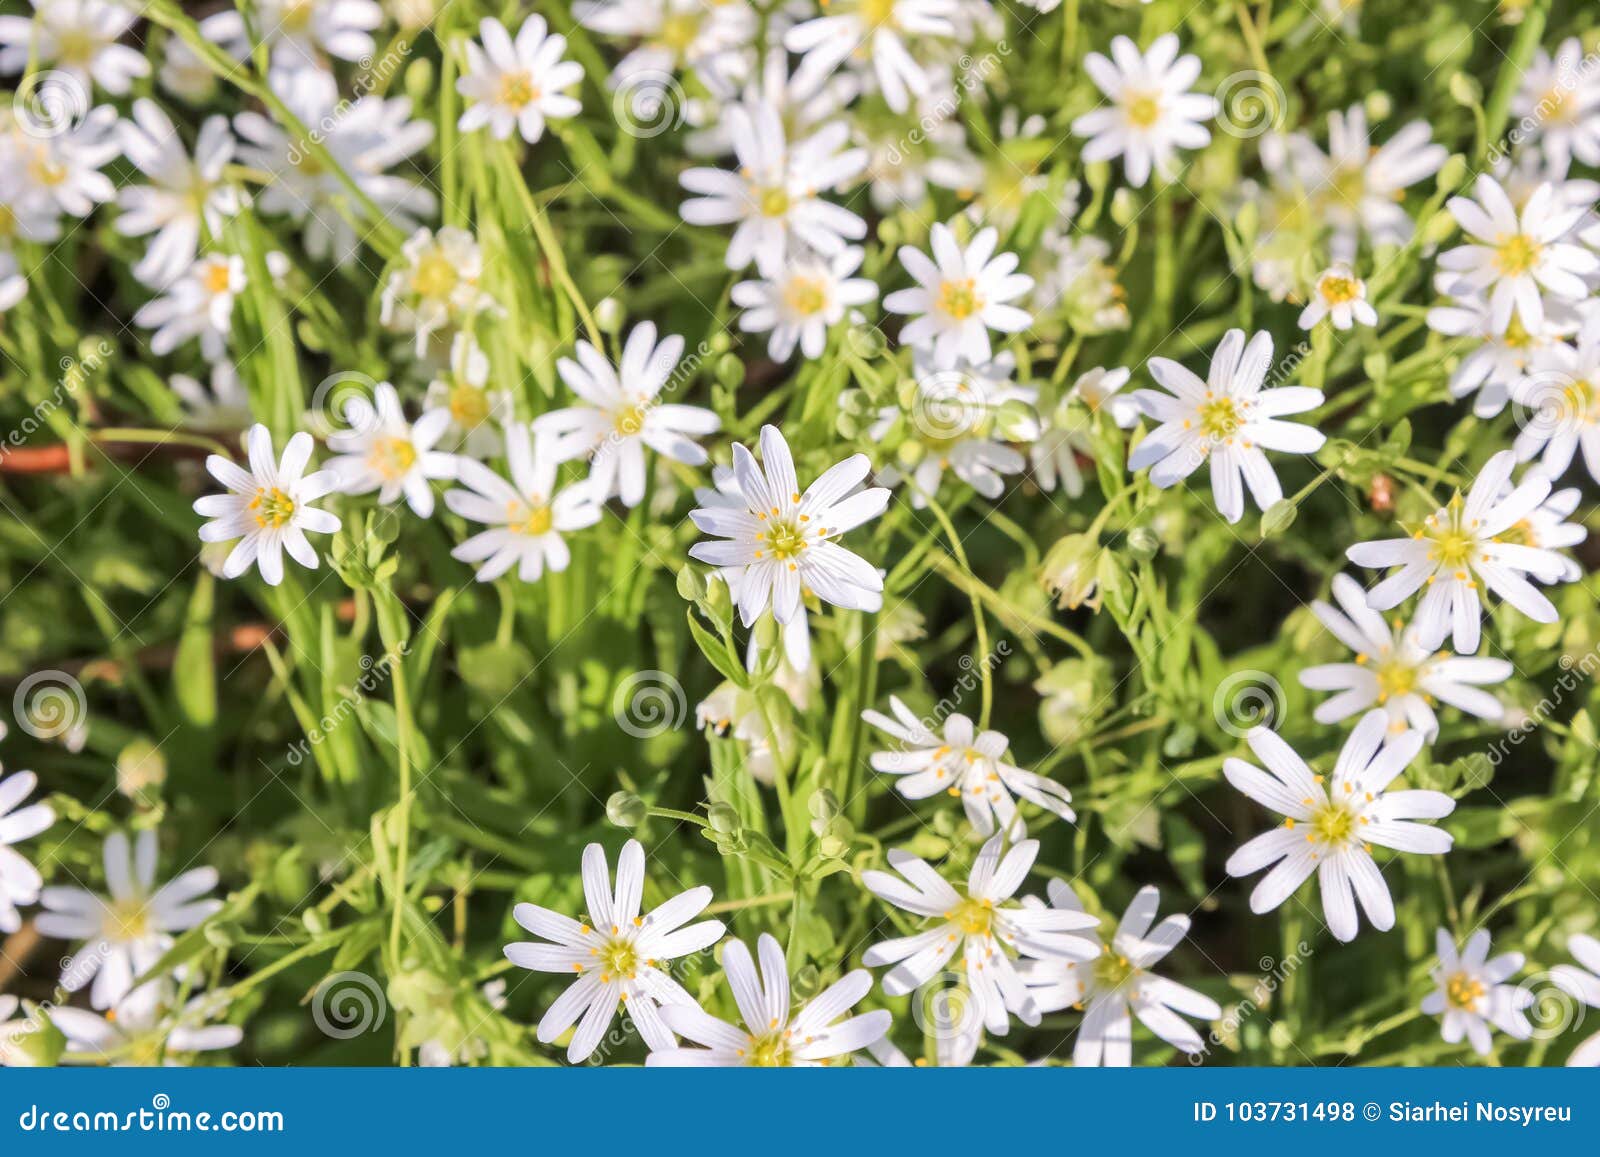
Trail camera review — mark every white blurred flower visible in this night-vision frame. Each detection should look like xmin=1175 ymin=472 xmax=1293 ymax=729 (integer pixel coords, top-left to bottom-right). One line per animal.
xmin=134 ymin=253 xmax=246 ymax=361
xmin=457 ymin=16 xmax=584 ymax=143
xmin=1072 ymin=34 xmax=1217 ymax=188
xmin=380 ymin=227 xmax=499 ymax=355
xmin=425 ymin=333 xmax=514 ymax=459
xmin=201 ymin=0 xmax=382 ymax=73
xmin=53 ymin=982 xmax=242 ymax=1066
xmin=0 ymin=0 xmax=148 ymax=96
xmin=784 ymin=0 xmax=956 ymax=114
xmin=0 ymin=770 xmax=54 ymax=934
xmin=1511 ymin=38 xmax=1600 ymax=173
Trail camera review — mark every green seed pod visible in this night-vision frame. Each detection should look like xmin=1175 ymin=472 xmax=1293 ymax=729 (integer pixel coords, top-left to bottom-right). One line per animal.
xmin=606 ymin=791 xmax=646 ymax=829
xmin=707 ymin=802 xmax=741 ymax=834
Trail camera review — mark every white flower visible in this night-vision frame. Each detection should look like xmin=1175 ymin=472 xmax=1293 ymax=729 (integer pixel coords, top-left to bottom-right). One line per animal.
xmin=504 ymin=839 xmax=724 ymax=1063
xmin=862 ymin=834 xmax=1100 ymax=1034
xmin=784 ymin=0 xmax=956 ymax=114
xmin=158 ymin=35 xmax=216 ymax=103
xmin=1130 ymin=328 xmax=1326 ymax=524
xmin=731 ymin=245 xmax=877 ymax=361
xmin=1551 ymin=933 xmax=1600 ymax=1067
xmin=884 ymin=223 xmax=1033 ymax=370
xmin=1513 ymin=313 xmax=1600 ymax=483
xmin=1300 ymin=574 xmax=1511 ymax=737
xmin=536 ymin=322 xmax=720 ymax=507
xmin=1289 ymin=106 xmax=1446 ymax=258
xmin=697 ymin=681 xmax=781 ymax=786
xmin=0 ymin=1 xmax=149 ymax=96
xmin=457 ymin=16 xmax=584 ymax=144
xmin=1298 ymin=264 xmax=1377 ymax=331
xmin=1421 ymin=928 xmax=1532 ymax=1057
xmin=679 ymin=102 xmax=867 ymax=276
xmin=687 ymin=424 xmax=890 ymax=627
xmin=1510 ymin=483 xmax=1586 ymax=583
xmin=578 ymin=0 xmax=756 ymax=88
xmin=37 ymin=830 xmax=223 ymax=1010
xmin=201 ymin=0 xmax=382 ymax=73
xmin=53 ymin=982 xmax=242 ymax=1066
xmin=171 ymin=361 xmax=252 ymax=432
xmin=862 ymin=696 xmax=1074 ymax=837
xmin=1438 ymin=175 xmax=1596 ymax=334
xmin=1071 ymin=34 xmax=1217 ymax=189
xmin=380 ymin=227 xmax=499 ymax=355
xmin=648 ymin=933 xmax=889 ymax=1066
xmin=234 ymin=68 xmax=436 ymax=266
xmin=0 ymin=770 xmax=53 ymax=934
xmin=193 ymin=424 xmax=342 ymax=586
xmin=444 ymin=424 xmax=603 ymax=582
xmin=115 ymin=99 xmax=240 ymax=289
xmin=4 ymin=104 xmax=120 ymax=218
xmin=1033 ymin=232 xmax=1129 ymax=332
xmin=1346 ymin=451 xmax=1578 ymax=654
xmin=1511 ymin=38 xmax=1600 ymax=173
xmin=1223 ymin=711 xmax=1453 ymax=943
xmin=425 ymin=333 xmax=514 ymax=459
xmin=1024 ymin=883 xmax=1221 ymax=1066
xmin=1426 ymin=285 xmax=1577 ymax=418
xmin=1031 ymin=366 xmax=1137 ymax=497
xmin=1 ymin=995 xmax=34 ymax=1066
xmin=325 ymin=382 xmax=459 ymax=517
xmin=133 ymin=252 xmax=245 ymax=361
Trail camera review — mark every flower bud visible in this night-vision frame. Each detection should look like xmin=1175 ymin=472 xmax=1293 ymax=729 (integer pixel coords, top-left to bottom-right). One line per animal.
xmin=594 ymin=296 xmax=624 ymax=333
xmin=707 ymin=802 xmax=741 ymax=834
xmin=606 ymin=791 xmax=646 ymax=829
xmin=1040 ymin=534 xmax=1101 ymax=611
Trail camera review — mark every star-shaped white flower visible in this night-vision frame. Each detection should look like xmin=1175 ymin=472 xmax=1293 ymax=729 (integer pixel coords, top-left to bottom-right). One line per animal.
xmin=325 ymin=383 xmax=460 ymax=518
xmin=862 ymin=834 xmax=1100 ymax=1035
xmin=1224 ymin=711 xmax=1453 ymax=943
xmin=193 ymin=424 xmax=342 ymax=587
xmin=504 ymin=839 xmax=725 ymax=1064
xmin=1130 ymin=328 xmax=1325 ymax=524
xmin=688 ymin=424 xmax=890 ymax=626
xmin=1300 ymin=573 xmax=1511 ymax=737
xmin=1024 ymin=883 xmax=1221 ymax=1067
xmin=861 ymin=696 xmax=1074 ymax=836
xmin=1298 ymin=264 xmax=1377 ymax=331
xmin=884 ymin=223 xmax=1033 ymax=370
xmin=731 ymin=245 xmax=878 ymax=361
xmin=456 ymin=16 xmax=584 ymax=144
xmin=649 ymin=933 xmax=890 ymax=1066
xmin=1422 ymin=927 xmax=1532 ymax=1057
xmin=1346 ymin=451 xmax=1579 ymax=654
xmin=1071 ymin=34 xmax=1218 ymax=188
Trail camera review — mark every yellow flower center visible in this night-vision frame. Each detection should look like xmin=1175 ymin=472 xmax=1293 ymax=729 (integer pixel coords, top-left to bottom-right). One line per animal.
xmin=861 ymin=0 xmax=898 ymax=29
xmin=249 ymin=486 xmax=297 ymax=529
xmin=1374 ymin=659 xmax=1419 ymax=703
xmin=25 ymin=148 xmax=67 ymax=188
xmin=1319 ymin=275 xmax=1359 ymax=305
xmin=1125 ymin=92 xmax=1162 ymax=129
xmin=202 ymin=262 xmax=234 ymax=295
xmin=1423 ymin=495 xmax=1480 ymax=572
xmin=946 ymin=897 xmax=995 ymax=937
xmin=104 ymin=897 xmax=152 ymax=942
xmin=782 ymin=275 xmax=829 ymax=316
xmin=496 ymin=71 xmax=539 ymax=110
xmin=1493 ymin=233 xmax=1542 ymax=277
xmin=757 ymin=186 xmax=791 ymax=218
xmin=55 ymin=29 xmax=98 ymax=66
xmin=1197 ymin=395 xmax=1244 ymax=440
xmin=281 ymin=0 xmax=316 ymax=34
xmin=1446 ymin=971 xmax=1485 ymax=1011
xmin=449 ymin=383 xmax=490 ymax=427
xmin=1542 ymin=86 xmax=1574 ymax=124
xmin=0 ymin=204 xmax=15 ymax=240
xmin=937 ymin=278 xmax=981 ymax=320
xmin=1093 ymin=950 xmax=1138 ymax=990
xmin=412 ymin=251 xmax=459 ymax=300
xmin=1328 ymin=165 xmax=1367 ymax=210
xmin=746 ymin=1030 xmax=794 ymax=1067
xmin=1308 ymin=800 xmax=1357 ymax=847
xmin=613 ymin=402 xmax=649 ymax=437
xmin=598 ymin=937 xmax=640 ymax=982
xmin=659 ymin=12 xmax=702 ymax=54
xmin=1502 ymin=312 xmax=1535 ymax=350
xmin=759 ymin=519 xmax=809 ymax=561
xmin=510 ymin=502 xmax=553 ymax=537
xmin=369 ymin=436 xmax=417 ymax=481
